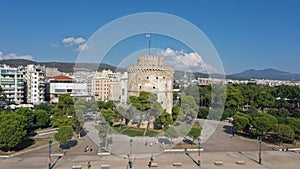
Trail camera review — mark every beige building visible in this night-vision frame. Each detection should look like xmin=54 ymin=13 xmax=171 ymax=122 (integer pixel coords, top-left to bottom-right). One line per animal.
xmin=92 ymin=70 xmax=112 ymax=101
xmin=92 ymin=70 xmax=128 ymax=103
xmin=127 ymin=55 xmax=174 ymax=113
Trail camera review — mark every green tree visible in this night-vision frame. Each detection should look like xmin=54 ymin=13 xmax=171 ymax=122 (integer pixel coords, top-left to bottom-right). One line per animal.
xmin=286 ymin=117 xmax=300 ymax=140
xmin=0 ymin=113 xmax=27 ymax=151
xmin=239 ymin=83 xmax=260 ymax=106
xmin=275 ymin=124 xmax=295 ymax=143
xmin=34 ymin=109 xmax=49 ymax=126
xmin=252 ymin=113 xmax=277 ymax=136
xmin=172 ymin=106 xmax=181 ymax=121
xmin=15 ymin=108 xmax=34 ymax=127
xmin=187 ymin=122 xmax=202 ymax=143
xmin=233 ymin=113 xmax=251 ymax=132
xmin=128 ymin=91 xmax=163 ymax=129
xmin=198 ymin=107 xmax=209 ymax=119
xmin=254 ymin=92 xmax=275 ymax=111
xmin=51 ymin=110 xmax=73 ymax=128
xmin=35 ymin=103 xmax=54 ymax=114
xmin=54 ymin=125 xmax=73 ymax=145
xmin=101 ymin=109 xmax=115 ymax=126
xmin=226 ymin=85 xmax=244 ymax=110
xmin=58 ymin=94 xmax=74 ymax=110
xmin=155 ymin=110 xmax=173 ymax=130
xmin=180 ymin=94 xmax=198 ymax=120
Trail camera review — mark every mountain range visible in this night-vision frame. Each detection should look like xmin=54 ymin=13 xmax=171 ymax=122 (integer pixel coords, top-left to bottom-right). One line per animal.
xmin=231 ymin=68 xmax=300 ymax=81
xmin=0 ymin=59 xmax=299 ymax=81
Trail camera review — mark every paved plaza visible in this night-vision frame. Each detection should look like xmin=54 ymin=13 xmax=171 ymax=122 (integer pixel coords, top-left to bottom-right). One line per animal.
xmin=1 ymin=121 xmax=299 ymax=169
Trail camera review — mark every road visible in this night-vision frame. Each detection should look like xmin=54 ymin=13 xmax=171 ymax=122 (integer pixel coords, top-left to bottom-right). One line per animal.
xmin=1 ymin=121 xmax=297 ymax=169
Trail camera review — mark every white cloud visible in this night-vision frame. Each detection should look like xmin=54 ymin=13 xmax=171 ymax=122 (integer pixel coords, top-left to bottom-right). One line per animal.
xmin=62 ymin=37 xmax=86 ymax=46
xmin=51 ymin=42 xmax=59 ymax=47
xmin=0 ymin=52 xmax=33 ymax=60
xmin=76 ymin=43 xmax=90 ymax=52
xmin=160 ymin=48 xmax=215 ymax=73
xmin=62 ymin=36 xmax=90 ymax=52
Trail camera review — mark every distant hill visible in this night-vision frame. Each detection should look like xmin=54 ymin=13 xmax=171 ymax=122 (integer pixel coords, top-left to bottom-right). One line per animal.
xmin=1 ymin=59 xmax=299 ymax=81
xmin=231 ymin=68 xmax=300 ymax=81
xmin=0 ymin=59 xmax=121 ymax=73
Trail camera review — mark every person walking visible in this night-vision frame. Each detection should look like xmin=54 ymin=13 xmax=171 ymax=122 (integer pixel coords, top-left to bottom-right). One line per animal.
xmin=88 ymin=161 xmax=91 ymax=169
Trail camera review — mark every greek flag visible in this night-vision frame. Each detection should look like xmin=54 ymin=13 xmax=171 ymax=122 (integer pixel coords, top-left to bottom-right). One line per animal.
xmin=145 ymin=33 xmax=151 ymax=38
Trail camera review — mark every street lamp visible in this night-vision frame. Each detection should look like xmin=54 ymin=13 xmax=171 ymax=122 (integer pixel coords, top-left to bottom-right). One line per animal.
xmin=48 ymin=139 xmax=52 ymax=169
xmin=129 ymin=138 xmax=133 ymax=168
xmin=197 ymin=137 xmax=201 ymax=167
xmin=258 ymin=136 xmax=262 ymax=164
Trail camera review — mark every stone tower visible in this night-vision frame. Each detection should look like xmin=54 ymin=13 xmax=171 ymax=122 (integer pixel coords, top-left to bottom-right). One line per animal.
xmin=127 ymin=55 xmax=174 ymax=114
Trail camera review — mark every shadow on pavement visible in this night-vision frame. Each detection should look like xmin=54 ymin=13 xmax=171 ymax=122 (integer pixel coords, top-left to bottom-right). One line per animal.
xmin=185 ymin=152 xmax=198 ymax=166
xmin=50 ymin=156 xmax=62 ymax=169
xmin=60 ymin=140 xmax=78 ymax=149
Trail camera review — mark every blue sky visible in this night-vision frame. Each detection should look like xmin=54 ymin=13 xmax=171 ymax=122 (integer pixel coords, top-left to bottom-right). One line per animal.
xmin=0 ymin=0 xmax=299 ymax=74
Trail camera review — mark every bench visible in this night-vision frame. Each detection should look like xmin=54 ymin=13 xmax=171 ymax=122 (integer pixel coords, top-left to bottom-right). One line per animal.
xmin=214 ymin=161 xmax=223 ymax=166
xmin=72 ymin=165 xmax=82 ymax=169
xmin=172 ymin=162 xmax=182 ymax=166
xmin=100 ymin=164 xmax=110 ymax=169
xmin=150 ymin=162 xmax=158 ymax=167
xmin=236 ymin=161 xmax=245 ymax=165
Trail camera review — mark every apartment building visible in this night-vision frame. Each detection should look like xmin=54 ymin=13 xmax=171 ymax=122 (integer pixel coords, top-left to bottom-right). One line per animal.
xmin=20 ymin=64 xmax=46 ymax=105
xmin=0 ymin=64 xmax=24 ymax=104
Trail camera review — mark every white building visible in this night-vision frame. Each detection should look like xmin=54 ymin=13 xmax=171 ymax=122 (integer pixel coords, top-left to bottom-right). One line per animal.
xmin=20 ymin=64 xmax=46 ymax=105
xmin=0 ymin=64 xmax=24 ymax=104
xmin=109 ymin=72 xmax=128 ymax=104
xmin=46 ymin=75 xmax=89 ymax=103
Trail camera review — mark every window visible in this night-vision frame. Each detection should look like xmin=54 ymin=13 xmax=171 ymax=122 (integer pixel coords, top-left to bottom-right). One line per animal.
xmin=147 ymin=76 xmax=149 ymax=79
xmin=153 ymin=86 xmax=155 ymax=89
xmin=139 ymin=86 xmax=142 ymax=89
xmin=156 ymin=77 xmax=158 ymax=79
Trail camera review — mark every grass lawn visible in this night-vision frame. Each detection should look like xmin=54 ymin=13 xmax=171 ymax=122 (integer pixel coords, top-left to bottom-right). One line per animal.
xmin=112 ymin=126 xmax=162 ymax=137
xmin=0 ymin=137 xmax=51 ymax=155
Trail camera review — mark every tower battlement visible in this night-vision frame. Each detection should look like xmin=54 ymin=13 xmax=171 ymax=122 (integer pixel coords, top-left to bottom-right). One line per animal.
xmin=128 ymin=55 xmax=174 ymax=74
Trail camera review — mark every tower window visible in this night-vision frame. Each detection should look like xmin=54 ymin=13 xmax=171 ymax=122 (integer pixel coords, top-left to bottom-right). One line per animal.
xmin=153 ymin=86 xmax=155 ymax=89
xmin=139 ymin=86 xmax=142 ymax=89
xmin=147 ymin=76 xmax=149 ymax=79
xmin=156 ymin=77 xmax=158 ymax=79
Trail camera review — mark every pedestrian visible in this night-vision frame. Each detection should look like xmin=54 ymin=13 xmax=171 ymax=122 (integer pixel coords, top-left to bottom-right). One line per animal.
xmin=150 ymin=142 xmax=153 ymax=147
xmin=88 ymin=161 xmax=91 ymax=169
xmin=145 ymin=140 xmax=148 ymax=146
xmin=150 ymin=155 xmax=154 ymax=162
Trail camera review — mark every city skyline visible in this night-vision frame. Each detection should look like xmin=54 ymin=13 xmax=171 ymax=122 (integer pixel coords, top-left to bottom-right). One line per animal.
xmin=0 ymin=0 xmax=300 ymax=74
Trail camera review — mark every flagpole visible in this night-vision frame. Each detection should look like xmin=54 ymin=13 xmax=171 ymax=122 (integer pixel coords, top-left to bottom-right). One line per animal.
xmin=148 ymin=32 xmax=151 ymax=56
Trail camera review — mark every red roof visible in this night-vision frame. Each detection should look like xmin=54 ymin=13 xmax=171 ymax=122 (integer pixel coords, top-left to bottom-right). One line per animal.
xmin=50 ymin=75 xmax=74 ymax=80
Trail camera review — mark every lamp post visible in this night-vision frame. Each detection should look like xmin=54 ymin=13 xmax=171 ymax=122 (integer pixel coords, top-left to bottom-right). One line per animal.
xmin=197 ymin=137 xmax=201 ymax=167
xmin=48 ymin=139 xmax=52 ymax=169
xmin=258 ymin=136 xmax=262 ymax=164
xmin=129 ymin=138 xmax=133 ymax=168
